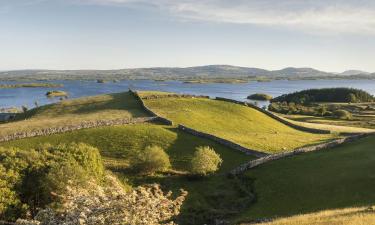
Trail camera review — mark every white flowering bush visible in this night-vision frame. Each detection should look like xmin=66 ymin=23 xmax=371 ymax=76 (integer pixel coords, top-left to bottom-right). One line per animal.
xmin=15 ymin=174 xmax=187 ymax=225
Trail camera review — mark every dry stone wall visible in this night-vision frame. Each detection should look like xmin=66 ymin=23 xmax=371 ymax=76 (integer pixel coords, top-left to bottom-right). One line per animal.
xmin=178 ymin=124 xmax=269 ymax=158
xmin=129 ymin=90 xmax=174 ymax=125
xmin=0 ymin=117 xmax=156 ymax=143
xmin=215 ymin=97 xmax=331 ymax=134
xmin=229 ymin=133 xmax=374 ymax=175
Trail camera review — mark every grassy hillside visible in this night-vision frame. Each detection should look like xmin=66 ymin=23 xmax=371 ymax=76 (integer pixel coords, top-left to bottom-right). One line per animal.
xmin=248 ymin=206 xmax=375 ymax=225
xmin=0 ymin=123 xmax=253 ymax=172
xmin=0 ymin=123 xmax=256 ymax=224
xmin=0 ymin=92 xmax=149 ymax=136
xmin=235 ymin=135 xmax=375 ymax=223
xmin=139 ymin=91 xmax=336 ymax=153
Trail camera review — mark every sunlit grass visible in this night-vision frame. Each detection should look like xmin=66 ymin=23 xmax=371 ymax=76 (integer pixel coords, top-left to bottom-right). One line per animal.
xmin=235 ymin=135 xmax=375 ymax=222
xmin=140 ymin=91 xmax=337 ymax=153
xmin=247 ymin=206 xmax=375 ymax=225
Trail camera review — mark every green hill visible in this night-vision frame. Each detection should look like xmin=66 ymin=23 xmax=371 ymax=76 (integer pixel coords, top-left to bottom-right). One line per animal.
xmin=139 ymin=91 xmax=336 ymax=153
xmin=0 ymin=92 xmax=149 ymax=136
xmin=236 ymin=135 xmax=375 ymax=223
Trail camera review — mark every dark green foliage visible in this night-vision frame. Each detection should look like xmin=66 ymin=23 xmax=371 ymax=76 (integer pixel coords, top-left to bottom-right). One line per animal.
xmin=268 ymin=102 xmax=321 ymax=116
xmin=0 ymin=143 xmax=104 ymax=221
xmin=247 ymin=93 xmax=273 ymax=101
xmin=272 ymin=88 xmax=374 ymax=104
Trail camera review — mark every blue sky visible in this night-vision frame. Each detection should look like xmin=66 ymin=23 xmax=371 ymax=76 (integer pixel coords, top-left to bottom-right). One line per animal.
xmin=1 ymin=0 xmax=375 ymax=72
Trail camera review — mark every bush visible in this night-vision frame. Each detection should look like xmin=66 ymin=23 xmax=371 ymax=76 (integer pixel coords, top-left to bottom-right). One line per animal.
xmin=134 ymin=146 xmax=171 ymax=175
xmin=191 ymin=146 xmax=223 ymax=176
xmin=0 ymin=143 xmax=105 ymax=221
xmin=247 ymin=93 xmax=273 ymax=101
xmin=333 ymin=110 xmax=352 ymax=120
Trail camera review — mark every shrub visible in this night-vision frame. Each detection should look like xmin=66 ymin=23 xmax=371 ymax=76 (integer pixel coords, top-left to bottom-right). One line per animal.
xmin=191 ymin=146 xmax=223 ymax=176
xmin=0 ymin=143 xmax=105 ymax=221
xmin=134 ymin=146 xmax=171 ymax=175
xmin=247 ymin=93 xmax=273 ymax=101
xmin=17 ymin=174 xmax=187 ymax=225
xmin=333 ymin=110 xmax=352 ymax=120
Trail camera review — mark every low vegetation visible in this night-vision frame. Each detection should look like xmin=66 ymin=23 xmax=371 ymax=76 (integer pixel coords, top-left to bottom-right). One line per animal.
xmin=235 ymin=135 xmax=375 ymax=223
xmin=1 ymin=143 xmax=187 ymax=225
xmin=190 ymin=146 xmax=222 ymax=176
xmin=140 ymin=91 xmax=336 ymax=153
xmin=247 ymin=93 xmax=273 ymax=101
xmin=0 ymin=143 xmax=104 ymax=221
xmin=0 ymin=83 xmax=63 ymax=89
xmin=134 ymin=145 xmax=171 ymax=175
xmin=333 ymin=109 xmax=352 ymax=120
xmin=45 ymin=90 xmax=68 ymax=97
xmin=272 ymin=88 xmax=374 ymax=104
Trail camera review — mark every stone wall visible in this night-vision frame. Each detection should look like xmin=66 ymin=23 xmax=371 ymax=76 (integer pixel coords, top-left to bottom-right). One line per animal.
xmin=0 ymin=117 xmax=156 ymax=143
xmin=178 ymin=124 xmax=269 ymax=158
xmin=229 ymin=133 xmax=373 ymax=175
xmin=215 ymin=97 xmax=331 ymax=134
xmin=128 ymin=90 xmax=173 ymax=125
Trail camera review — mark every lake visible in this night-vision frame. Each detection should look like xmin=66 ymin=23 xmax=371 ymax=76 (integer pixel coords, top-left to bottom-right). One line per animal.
xmin=1 ymin=79 xmax=375 ymax=109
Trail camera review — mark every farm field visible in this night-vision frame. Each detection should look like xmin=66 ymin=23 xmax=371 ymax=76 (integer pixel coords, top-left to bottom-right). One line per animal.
xmin=140 ymin=91 xmax=337 ymax=153
xmin=235 ymin=135 xmax=375 ymax=223
xmin=278 ymin=113 xmax=375 ymax=134
xmin=0 ymin=92 xmax=149 ymax=136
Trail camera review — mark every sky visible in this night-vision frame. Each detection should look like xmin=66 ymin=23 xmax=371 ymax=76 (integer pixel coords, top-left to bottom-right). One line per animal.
xmin=1 ymin=0 xmax=375 ymax=72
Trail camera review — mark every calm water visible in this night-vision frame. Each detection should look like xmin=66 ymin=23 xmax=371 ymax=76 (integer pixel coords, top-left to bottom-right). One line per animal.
xmin=1 ymin=79 xmax=375 ymax=109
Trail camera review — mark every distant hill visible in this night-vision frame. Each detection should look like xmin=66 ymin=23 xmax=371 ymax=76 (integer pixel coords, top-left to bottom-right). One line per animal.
xmin=340 ymin=70 xmax=370 ymax=76
xmin=0 ymin=65 xmax=374 ymax=81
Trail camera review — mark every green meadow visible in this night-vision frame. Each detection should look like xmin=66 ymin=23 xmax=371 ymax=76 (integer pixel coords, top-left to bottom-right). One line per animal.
xmin=235 ymin=135 xmax=375 ymax=222
xmin=140 ymin=91 xmax=337 ymax=153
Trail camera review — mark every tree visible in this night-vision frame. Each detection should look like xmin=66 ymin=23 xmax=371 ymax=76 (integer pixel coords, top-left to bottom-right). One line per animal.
xmin=191 ymin=146 xmax=223 ymax=176
xmin=134 ymin=146 xmax=171 ymax=175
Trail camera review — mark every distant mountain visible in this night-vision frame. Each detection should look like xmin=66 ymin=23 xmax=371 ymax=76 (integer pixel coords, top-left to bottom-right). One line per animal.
xmin=340 ymin=70 xmax=370 ymax=76
xmin=271 ymin=67 xmax=332 ymax=77
xmin=0 ymin=65 xmax=374 ymax=81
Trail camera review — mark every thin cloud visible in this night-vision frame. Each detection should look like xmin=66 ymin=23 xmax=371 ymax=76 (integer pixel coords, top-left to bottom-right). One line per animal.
xmin=80 ymin=0 xmax=375 ymax=34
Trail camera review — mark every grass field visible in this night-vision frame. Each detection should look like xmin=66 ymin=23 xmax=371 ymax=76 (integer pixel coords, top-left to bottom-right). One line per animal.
xmin=248 ymin=206 xmax=375 ymax=225
xmin=140 ymin=91 xmax=337 ymax=153
xmin=0 ymin=92 xmax=149 ymax=136
xmin=278 ymin=114 xmax=375 ymax=134
xmin=235 ymin=135 xmax=375 ymax=223
xmin=0 ymin=123 xmax=256 ymax=224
